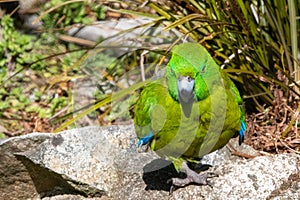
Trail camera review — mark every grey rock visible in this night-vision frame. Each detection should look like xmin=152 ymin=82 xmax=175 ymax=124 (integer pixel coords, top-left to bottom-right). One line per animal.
xmin=1 ymin=125 xmax=299 ymax=200
xmin=0 ymin=133 xmax=52 ymax=199
xmin=68 ymin=18 xmax=183 ymax=48
xmin=22 ymin=14 xmax=43 ymax=29
xmin=210 ymin=154 xmax=300 ymax=200
xmin=68 ymin=18 xmax=153 ymax=42
xmin=201 ymin=139 xmax=259 ymax=167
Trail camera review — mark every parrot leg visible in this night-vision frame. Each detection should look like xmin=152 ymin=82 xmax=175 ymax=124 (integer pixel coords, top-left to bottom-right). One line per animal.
xmin=171 ymin=162 xmax=214 ymax=188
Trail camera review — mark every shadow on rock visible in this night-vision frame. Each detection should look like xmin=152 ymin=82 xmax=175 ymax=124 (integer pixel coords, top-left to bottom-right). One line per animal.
xmin=142 ymin=159 xmax=181 ymax=191
xmin=14 ymin=153 xmax=105 ymax=198
xmin=142 ymin=159 xmax=213 ymax=191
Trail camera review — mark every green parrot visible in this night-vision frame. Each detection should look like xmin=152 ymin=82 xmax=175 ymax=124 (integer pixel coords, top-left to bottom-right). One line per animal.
xmin=134 ymin=42 xmax=246 ymax=187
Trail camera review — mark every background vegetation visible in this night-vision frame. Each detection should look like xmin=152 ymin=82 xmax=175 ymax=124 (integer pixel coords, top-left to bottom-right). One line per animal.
xmin=0 ymin=0 xmax=299 ymax=154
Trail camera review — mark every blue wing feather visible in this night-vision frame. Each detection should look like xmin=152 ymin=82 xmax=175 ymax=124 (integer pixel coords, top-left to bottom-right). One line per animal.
xmin=137 ymin=131 xmax=154 ymax=147
xmin=239 ymin=120 xmax=246 ymax=145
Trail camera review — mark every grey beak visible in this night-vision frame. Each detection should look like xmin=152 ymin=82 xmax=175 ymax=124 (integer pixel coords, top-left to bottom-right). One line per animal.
xmin=177 ymin=76 xmax=195 ymax=117
xmin=177 ymin=76 xmax=195 ymax=103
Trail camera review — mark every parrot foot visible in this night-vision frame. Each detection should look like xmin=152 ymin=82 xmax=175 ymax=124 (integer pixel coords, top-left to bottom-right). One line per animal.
xmin=169 ymin=162 xmax=215 ymax=192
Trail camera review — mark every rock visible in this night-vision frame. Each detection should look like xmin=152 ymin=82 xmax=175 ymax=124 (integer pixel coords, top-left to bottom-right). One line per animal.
xmin=68 ymin=18 xmax=153 ymax=43
xmin=0 ymin=133 xmax=52 ymax=199
xmin=18 ymin=0 xmax=47 ymax=13
xmin=1 ymin=125 xmax=299 ymax=199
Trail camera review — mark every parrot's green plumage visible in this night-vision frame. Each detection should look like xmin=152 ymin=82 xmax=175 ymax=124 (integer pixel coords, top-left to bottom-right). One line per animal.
xmin=134 ymin=42 xmax=246 ymax=187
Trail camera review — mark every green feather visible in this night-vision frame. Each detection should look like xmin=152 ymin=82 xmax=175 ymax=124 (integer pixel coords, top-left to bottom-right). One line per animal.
xmin=134 ymin=42 xmax=245 ymax=171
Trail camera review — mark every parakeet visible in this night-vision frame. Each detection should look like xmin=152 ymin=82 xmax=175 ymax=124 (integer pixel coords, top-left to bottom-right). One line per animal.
xmin=134 ymin=42 xmax=246 ymax=187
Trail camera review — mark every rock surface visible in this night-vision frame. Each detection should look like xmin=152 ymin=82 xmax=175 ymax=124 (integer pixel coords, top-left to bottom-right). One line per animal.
xmin=1 ymin=125 xmax=300 ymax=200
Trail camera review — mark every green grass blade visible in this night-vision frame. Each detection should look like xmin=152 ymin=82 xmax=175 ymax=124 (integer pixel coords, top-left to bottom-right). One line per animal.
xmin=54 ymin=78 xmax=152 ymax=132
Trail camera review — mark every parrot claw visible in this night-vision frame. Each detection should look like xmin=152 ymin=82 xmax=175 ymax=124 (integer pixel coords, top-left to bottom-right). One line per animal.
xmin=169 ymin=162 xmax=216 ymax=192
xmin=171 ymin=172 xmax=213 ymax=186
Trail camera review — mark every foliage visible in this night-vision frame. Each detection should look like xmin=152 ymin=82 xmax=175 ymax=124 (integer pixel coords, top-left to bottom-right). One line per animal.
xmin=0 ymin=15 xmax=43 ymax=82
xmin=0 ymin=0 xmax=112 ymax=136
xmin=0 ymin=14 xmax=86 ymax=136
xmin=143 ymin=0 xmax=300 ymax=111
xmin=0 ymin=15 xmax=42 ymax=119
xmin=42 ymin=0 xmax=106 ymax=30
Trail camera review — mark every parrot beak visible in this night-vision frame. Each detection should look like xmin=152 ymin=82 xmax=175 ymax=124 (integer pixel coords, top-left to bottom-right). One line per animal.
xmin=177 ymin=76 xmax=195 ymax=103
xmin=177 ymin=76 xmax=195 ymax=118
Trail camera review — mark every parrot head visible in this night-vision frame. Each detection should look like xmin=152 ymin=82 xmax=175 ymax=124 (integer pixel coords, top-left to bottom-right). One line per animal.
xmin=166 ymin=43 xmax=213 ymax=117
